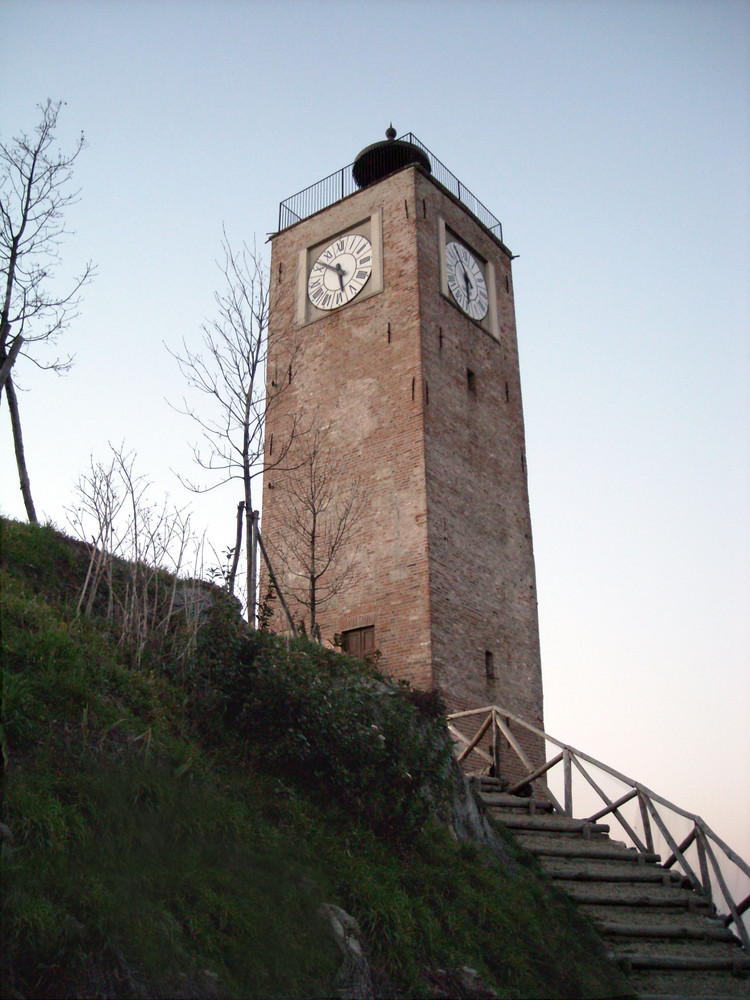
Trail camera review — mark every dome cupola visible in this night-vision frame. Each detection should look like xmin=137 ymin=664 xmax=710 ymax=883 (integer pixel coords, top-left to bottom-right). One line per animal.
xmin=352 ymin=125 xmax=432 ymax=189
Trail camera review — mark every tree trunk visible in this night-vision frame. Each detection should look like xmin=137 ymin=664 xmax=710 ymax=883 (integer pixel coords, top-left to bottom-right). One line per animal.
xmin=227 ymin=500 xmax=244 ymax=596
xmin=0 ymin=335 xmax=23 ymax=397
xmin=4 ymin=374 xmax=38 ymax=523
xmin=250 ymin=508 xmax=259 ymax=624
xmin=244 ymin=495 xmax=257 ymax=626
xmin=309 ymin=510 xmax=316 ymax=633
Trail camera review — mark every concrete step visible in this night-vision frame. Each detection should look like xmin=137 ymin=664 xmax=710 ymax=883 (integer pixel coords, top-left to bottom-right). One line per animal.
xmin=548 ymin=859 xmax=689 ymax=884
xmin=484 ymin=810 xmax=610 ymax=836
xmin=559 ymin=882 xmax=712 ymax=911
xmin=613 ymin=952 xmax=750 ymax=971
xmin=477 ymin=792 xmax=554 ymax=813
xmin=471 ymin=777 xmax=505 ymax=792
xmin=595 ymin=917 xmax=740 ymax=943
xmin=605 ymin=936 xmax=749 ymax=977
xmin=610 ymin=940 xmax=750 ymax=966
xmin=514 ymin=834 xmax=661 ymax=864
xmin=581 ymin=904 xmax=722 ymax=930
xmin=474 ymin=783 xmax=750 ymax=996
xmin=627 ymin=967 xmax=750 ymax=998
xmin=612 ymin=951 xmax=750 ymax=997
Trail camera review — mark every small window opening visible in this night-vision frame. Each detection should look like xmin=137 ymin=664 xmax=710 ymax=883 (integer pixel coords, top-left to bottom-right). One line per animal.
xmin=411 ymin=377 xmax=415 ymax=401
xmin=268 ymin=433 xmax=274 ymax=456
xmin=439 ymin=328 xmax=443 ymax=350
xmin=278 ymin=262 xmax=283 ymax=281
xmin=422 ymin=198 xmax=427 ymax=218
xmin=485 ymin=650 xmax=495 ymax=679
xmin=505 ymin=274 xmax=510 ymax=293
xmin=387 ymin=322 xmax=391 ymax=343
xmin=404 ymin=199 xmax=409 ymax=218
xmin=505 ymin=381 xmax=510 ymax=403
xmin=467 ymin=369 xmax=476 ymax=393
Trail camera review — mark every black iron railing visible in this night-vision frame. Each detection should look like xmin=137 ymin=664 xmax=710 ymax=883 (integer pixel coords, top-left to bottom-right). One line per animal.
xmin=278 ymin=133 xmax=503 ymax=241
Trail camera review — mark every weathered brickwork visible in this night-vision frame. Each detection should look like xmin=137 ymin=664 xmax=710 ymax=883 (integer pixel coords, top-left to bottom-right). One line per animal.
xmin=261 ymin=164 xmax=544 ymax=768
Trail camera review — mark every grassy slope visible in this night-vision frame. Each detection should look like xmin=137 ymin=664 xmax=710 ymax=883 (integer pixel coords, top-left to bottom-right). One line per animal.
xmin=0 ymin=518 xmax=633 ymax=999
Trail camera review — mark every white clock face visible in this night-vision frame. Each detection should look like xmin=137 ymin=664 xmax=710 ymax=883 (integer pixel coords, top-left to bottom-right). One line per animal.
xmin=307 ymin=233 xmax=373 ymax=311
xmin=445 ymin=240 xmax=489 ymax=321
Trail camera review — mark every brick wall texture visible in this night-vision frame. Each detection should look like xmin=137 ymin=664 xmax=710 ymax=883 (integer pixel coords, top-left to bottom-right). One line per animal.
xmin=261 ymin=164 xmax=545 ymax=772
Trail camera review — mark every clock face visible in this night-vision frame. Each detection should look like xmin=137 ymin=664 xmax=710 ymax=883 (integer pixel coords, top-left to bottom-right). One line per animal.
xmin=307 ymin=233 xmax=373 ymax=311
xmin=445 ymin=240 xmax=489 ymax=321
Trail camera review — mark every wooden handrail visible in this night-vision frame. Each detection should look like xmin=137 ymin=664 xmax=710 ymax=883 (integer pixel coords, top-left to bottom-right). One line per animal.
xmin=574 ymin=768 xmax=647 ymax=854
xmin=664 ymin=827 xmax=697 ymax=870
xmin=448 ymin=704 xmax=750 ymax=948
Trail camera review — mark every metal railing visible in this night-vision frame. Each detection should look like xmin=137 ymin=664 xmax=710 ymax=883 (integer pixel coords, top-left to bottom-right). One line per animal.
xmin=278 ymin=133 xmax=503 ymax=241
xmin=448 ymin=704 xmax=750 ymax=952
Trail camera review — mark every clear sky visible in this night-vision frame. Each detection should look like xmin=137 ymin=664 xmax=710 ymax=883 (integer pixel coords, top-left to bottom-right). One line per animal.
xmin=2 ymin=0 xmax=749 ymax=863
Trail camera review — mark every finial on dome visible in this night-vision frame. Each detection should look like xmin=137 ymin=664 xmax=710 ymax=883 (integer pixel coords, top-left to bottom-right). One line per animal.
xmin=385 ymin=124 xmax=397 ymax=140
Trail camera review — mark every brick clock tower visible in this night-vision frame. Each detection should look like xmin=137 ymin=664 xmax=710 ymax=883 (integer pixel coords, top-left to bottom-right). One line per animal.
xmin=261 ymin=129 xmax=544 ymax=767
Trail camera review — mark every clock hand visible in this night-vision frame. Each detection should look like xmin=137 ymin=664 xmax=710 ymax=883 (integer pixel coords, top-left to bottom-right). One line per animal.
xmin=456 ymin=257 xmax=471 ymax=290
xmin=319 ymin=260 xmax=347 ymax=282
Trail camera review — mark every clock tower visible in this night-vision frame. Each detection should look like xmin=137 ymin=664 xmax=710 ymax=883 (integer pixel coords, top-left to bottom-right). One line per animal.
xmin=261 ymin=129 xmax=544 ymax=771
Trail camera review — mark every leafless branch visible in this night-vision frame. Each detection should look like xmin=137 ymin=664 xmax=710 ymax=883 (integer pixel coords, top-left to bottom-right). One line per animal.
xmin=1 ymin=99 xmax=95 ymax=520
xmin=65 ymin=443 xmax=206 ymax=670
xmin=168 ymin=227 xmax=302 ymax=622
xmin=271 ymin=427 xmax=364 ymax=634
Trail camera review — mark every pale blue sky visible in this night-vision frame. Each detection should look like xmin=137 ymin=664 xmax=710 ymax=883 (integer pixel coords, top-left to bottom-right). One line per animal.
xmin=2 ymin=0 xmax=749 ymax=858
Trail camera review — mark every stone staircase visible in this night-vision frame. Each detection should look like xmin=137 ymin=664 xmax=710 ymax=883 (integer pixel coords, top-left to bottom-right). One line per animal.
xmin=473 ymin=776 xmax=750 ymax=998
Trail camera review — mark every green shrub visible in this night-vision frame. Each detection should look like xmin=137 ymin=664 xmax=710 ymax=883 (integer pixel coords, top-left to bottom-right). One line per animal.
xmin=194 ymin=630 xmax=453 ymax=838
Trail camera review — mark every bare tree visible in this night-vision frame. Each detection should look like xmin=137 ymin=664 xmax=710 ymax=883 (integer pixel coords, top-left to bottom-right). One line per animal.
xmin=66 ymin=443 xmax=204 ymax=671
xmin=272 ymin=429 xmax=364 ymax=636
xmin=169 ymin=230 xmax=300 ymax=624
xmin=1 ymin=99 xmax=95 ymax=521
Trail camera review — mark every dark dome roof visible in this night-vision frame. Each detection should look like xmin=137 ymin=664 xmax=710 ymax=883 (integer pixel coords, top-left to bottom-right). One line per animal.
xmin=352 ymin=126 xmax=431 ymax=189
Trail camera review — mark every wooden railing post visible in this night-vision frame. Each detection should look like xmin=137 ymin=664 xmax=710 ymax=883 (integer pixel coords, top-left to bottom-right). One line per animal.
xmin=698 ymin=827 xmax=750 ymax=952
xmin=445 ymin=702 xmax=750 ymax=942
xmin=574 ymin=764 xmax=648 ymax=854
xmin=695 ymin=825 xmax=712 ymax=898
xmin=491 ymin=707 xmax=500 ymax=778
xmin=638 ymin=790 xmax=655 ymax=854
xmin=563 ymin=748 xmax=572 ymax=816
xmin=643 ymin=795 xmax=702 ymax=893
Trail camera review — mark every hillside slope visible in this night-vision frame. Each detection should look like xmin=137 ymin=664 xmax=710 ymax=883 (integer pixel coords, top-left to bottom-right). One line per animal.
xmin=0 ymin=518 xmax=633 ymax=999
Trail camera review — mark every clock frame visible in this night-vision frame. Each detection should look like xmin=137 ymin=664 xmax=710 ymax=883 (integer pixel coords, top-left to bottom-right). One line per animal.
xmin=297 ymin=210 xmax=383 ymax=325
xmin=307 ymin=233 xmax=373 ymax=311
xmin=438 ymin=217 xmax=499 ymax=339
xmin=445 ymin=240 xmax=489 ymax=320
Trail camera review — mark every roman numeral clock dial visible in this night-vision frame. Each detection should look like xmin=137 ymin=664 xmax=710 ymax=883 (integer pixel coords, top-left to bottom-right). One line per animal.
xmin=445 ymin=240 xmax=489 ymax=321
xmin=307 ymin=234 xmax=373 ymax=311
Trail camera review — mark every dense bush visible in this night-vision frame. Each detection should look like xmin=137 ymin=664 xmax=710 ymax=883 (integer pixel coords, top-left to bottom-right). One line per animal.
xmin=194 ymin=608 xmax=453 ymax=838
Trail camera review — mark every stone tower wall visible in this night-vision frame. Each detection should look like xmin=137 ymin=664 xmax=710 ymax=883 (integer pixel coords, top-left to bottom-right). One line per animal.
xmin=261 ymin=163 xmax=544 ymax=768
xmin=261 ymin=168 xmax=435 ymax=690
xmin=413 ymin=171 xmax=544 ymax=739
